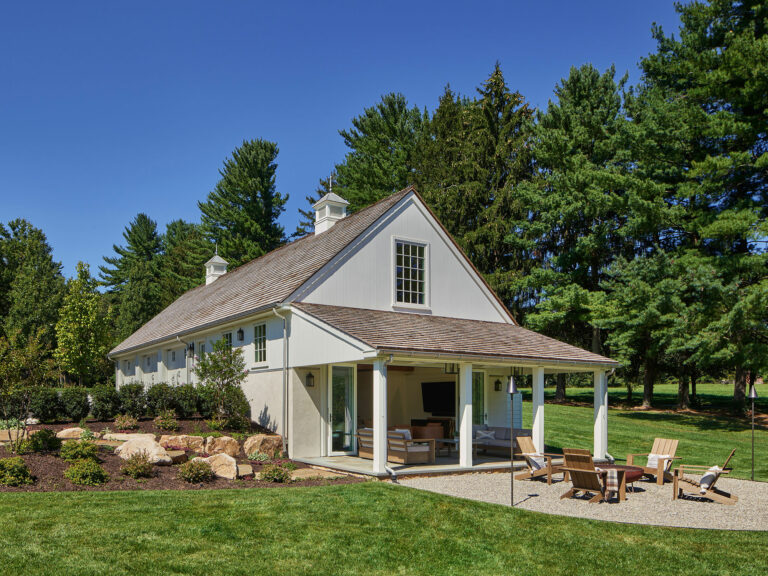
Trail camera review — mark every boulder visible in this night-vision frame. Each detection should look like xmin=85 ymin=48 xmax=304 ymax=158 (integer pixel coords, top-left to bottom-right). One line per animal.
xmin=291 ymin=468 xmax=345 ymax=481
xmin=205 ymin=436 xmax=240 ymax=457
xmin=115 ymin=437 xmax=172 ymax=465
xmin=25 ymin=417 xmax=40 ymax=425
xmin=102 ymin=432 xmax=156 ymax=442
xmin=56 ymin=427 xmax=87 ymax=439
xmin=159 ymin=434 xmax=205 ymax=452
xmin=166 ymin=450 xmax=188 ymax=465
xmin=192 ymin=453 xmax=238 ymax=479
xmin=243 ymin=434 xmax=283 ymax=459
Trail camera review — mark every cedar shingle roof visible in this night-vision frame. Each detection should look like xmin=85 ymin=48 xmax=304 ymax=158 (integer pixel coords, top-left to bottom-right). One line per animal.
xmin=295 ymin=303 xmax=618 ymax=367
xmin=110 ymin=188 xmax=412 ymax=355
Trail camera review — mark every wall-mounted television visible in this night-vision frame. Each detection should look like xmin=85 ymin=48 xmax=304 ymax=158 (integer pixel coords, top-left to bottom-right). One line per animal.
xmin=421 ymin=381 xmax=455 ymax=416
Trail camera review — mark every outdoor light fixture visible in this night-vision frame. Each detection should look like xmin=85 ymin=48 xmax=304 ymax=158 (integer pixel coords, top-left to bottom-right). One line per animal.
xmin=305 ymin=372 xmax=315 ymax=388
xmin=749 ymin=382 xmax=758 ymax=481
xmin=494 ymin=379 xmax=502 ymax=392
xmin=236 ymin=328 xmax=244 ymax=342
xmin=507 ymin=373 xmax=519 ymax=507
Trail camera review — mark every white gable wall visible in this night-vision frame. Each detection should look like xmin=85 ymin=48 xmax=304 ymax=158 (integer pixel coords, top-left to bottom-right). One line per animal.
xmin=295 ymin=195 xmax=512 ymax=323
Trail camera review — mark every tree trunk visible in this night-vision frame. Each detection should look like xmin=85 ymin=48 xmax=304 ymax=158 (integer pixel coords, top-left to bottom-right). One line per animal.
xmin=642 ymin=363 xmax=655 ymax=408
xmin=626 ymin=380 xmax=633 ymax=404
xmin=690 ymin=373 xmax=698 ymax=407
xmin=555 ymin=373 xmax=566 ymax=402
xmin=734 ymin=367 xmax=747 ymax=413
xmin=591 ymin=326 xmax=601 ymax=355
xmin=677 ymin=375 xmax=690 ymax=410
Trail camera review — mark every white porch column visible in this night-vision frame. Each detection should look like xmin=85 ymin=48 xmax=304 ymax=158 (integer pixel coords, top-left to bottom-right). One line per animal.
xmin=372 ymin=359 xmax=388 ymax=475
xmin=458 ymin=362 xmax=473 ymax=468
xmin=532 ymin=366 xmax=545 ymax=453
xmin=593 ymin=370 xmax=608 ymax=458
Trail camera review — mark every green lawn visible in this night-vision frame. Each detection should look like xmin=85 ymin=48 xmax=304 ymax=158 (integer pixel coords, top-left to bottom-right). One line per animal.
xmin=0 ymin=484 xmax=766 ymax=576
xmin=519 ymin=382 xmax=767 ymax=481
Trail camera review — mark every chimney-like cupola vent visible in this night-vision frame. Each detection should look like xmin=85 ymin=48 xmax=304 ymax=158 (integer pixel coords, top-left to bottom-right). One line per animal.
xmin=313 ymin=192 xmax=349 ymax=234
xmin=204 ymin=254 xmax=228 ymax=285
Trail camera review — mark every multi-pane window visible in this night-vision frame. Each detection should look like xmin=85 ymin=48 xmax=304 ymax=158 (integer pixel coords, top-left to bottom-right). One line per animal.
xmin=223 ymin=332 xmax=233 ymax=347
xmin=254 ymin=324 xmax=267 ymax=364
xmin=171 ymin=351 xmax=176 ymax=362
xmin=395 ymin=241 xmax=426 ymax=305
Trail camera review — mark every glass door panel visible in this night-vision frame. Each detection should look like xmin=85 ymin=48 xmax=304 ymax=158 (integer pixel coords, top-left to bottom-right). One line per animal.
xmin=330 ymin=366 xmax=356 ymax=454
xmin=472 ymin=372 xmax=485 ymax=425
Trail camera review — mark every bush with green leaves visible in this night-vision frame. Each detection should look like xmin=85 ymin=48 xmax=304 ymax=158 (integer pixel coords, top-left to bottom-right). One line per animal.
xmin=173 ymin=384 xmax=198 ymax=419
xmin=221 ymin=386 xmax=251 ymax=430
xmin=118 ymin=383 xmax=146 ymax=418
xmin=0 ymin=418 xmax=23 ymax=430
xmin=260 ymin=463 xmax=292 ymax=483
xmin=114 ymin=414 xmax=139 ymax=431
xmin=196 ymin=386 xmax=216 ymax=419
xmin=146 ymin=383 xmax=176 ymax=416
xmin=64 ymin=459 xmax=109 ymax=486
xmin=248 ymin=451 xmax=270 ymax=462
xmin=153 ymin=409 xmax=179 ymax=431
xmin=90 ymin=385 xmax=120 ymax=421
xmin=193 ymin=339 xmax=250 ymax=427
xmin=60 ymin=440 xmax=99 ymax=462
xmin=29 ymin=387 xmax=61 ymax=422
xmin=121 ymin=451 xmax=154 ymax=479
xmin=28 ymin=428 xmax=61 ymax=452
xmin=178 ymin=459 xmax=214 ymax=483
xmin=60 ymin=387 xmax=90 ymax=422
xmin=0 ymin=457 xmax=34 ymax=487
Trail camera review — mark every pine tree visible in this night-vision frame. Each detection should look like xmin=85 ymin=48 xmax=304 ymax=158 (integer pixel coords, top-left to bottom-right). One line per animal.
xmin=55 ymin=262 xmax=113 ymax=385
xmin=115 ymin=259 xmax=161 ymax=341
xmin=158 ymin=220 xmax=213 ymax=307
xmin=294 ymin=172 xmax=338 ymax=238
xmin=335 ymin=93 xmax=424 ymax=212
xmin=198 ymin=139 xmax=287 ymax=267
xmin=99 ymin=213 xmax=163 ymax=294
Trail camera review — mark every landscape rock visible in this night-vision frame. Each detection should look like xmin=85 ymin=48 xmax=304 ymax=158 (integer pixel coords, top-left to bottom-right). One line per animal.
xmin=243 ymin=434 xmax=283 ymax=459
xmin=102 ymin=432 xmax=156 ymax=442
xmin=205 ymin=435 xmax=240 ymax=457
xmin=237 ymin=464 xmax=254 ymax=478
xmin=25 ymin=417 xmax=40 ymax=425
xmin=159 ymin=434 xmax=205 ymax=452
xmin=56 ymin=427 xmax=87 ymax=439
xmin=166 ymin=450 xmax=188 ymax=465
xmin=192 ymin=453 xmax=238 ymax=479
xmin=115 ymin=437 xmax=172 ymax=465
xmin=291 ymin=468 xmax=345 ymax=481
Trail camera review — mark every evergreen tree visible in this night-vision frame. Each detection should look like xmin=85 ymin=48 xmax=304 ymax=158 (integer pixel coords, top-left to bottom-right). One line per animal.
xmin=335 ymin=93 xmax=424 ymax=212
xmin=294 ymin=172 xmax=338 ymax=238
xmin=99 ymin=213 xmax=163 ymax=294
xmin=55 ymin=262 xmax=113 ymax=385
xmin=198 ymin=139 xmax=287 ymax=267
xmin=158 ymin=220 xmax=213 ymax=307
xmin=0 ymin=219 xmax=65 ymax=352
xmin=115 ymin=259 xmax=161 ymax=341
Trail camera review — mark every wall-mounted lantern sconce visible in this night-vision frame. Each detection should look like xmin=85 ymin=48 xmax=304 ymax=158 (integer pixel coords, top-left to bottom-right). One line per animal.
xmin=237 ymin=328 xmax=244 ymax=342
xmin=494 ymin=379 xmax=502 ymax=392
xmin=305 ymin=372 xmax=315 ymax=388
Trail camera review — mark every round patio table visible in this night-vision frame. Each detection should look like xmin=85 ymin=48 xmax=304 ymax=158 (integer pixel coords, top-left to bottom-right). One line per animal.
xmin=600 ymin=464 xmax=644 ymax=493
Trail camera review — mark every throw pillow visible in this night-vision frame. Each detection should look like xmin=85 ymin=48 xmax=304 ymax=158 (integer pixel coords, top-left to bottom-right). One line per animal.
xmin=476 ymin=430 xmax=496 ymax=441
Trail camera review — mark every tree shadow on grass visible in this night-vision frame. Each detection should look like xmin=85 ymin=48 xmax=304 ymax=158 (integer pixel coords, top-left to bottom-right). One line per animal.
xmin=614 ymin=410 xmax=751 ymax=433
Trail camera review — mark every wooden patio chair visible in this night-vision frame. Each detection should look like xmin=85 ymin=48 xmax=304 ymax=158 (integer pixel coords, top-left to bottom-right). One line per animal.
xmin=356 ymin=428 xmax=374 ymax=460
xmin=513 ymin=436 xmax=564 ymax=485
xmin=626 ymin=438 xmax=681 ymax=485
xmin=561 ymin=448 xmax=592 ymax=482
xmin=387 ymin=431 xmax=435 ymax=464
xmin=560 ymin=452 xmax=610 ymax=503
xmin=673 ymin=449 xmax=738 ymax=505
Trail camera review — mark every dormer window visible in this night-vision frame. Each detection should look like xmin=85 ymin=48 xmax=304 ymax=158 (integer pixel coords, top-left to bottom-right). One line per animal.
xmin=394 ymin=239 xmax=428 ymax=306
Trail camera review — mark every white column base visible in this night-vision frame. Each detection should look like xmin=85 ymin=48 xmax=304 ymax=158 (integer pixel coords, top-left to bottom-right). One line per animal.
xmin=594 ymin=370 xmax=608 ymax=458
xmin=532 ymin=367 xmax=545 ymax=453
xmin=372 ymin=359 xmax=388 ymax=474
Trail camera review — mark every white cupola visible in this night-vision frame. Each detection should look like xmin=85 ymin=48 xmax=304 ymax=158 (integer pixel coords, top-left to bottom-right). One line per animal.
xmin=204 ymin=254 xmax=228 ymax=285
xmin=313 ymin=192 xmax=349 ymax=234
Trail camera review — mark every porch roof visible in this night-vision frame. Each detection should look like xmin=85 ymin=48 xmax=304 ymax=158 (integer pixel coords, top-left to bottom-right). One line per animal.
xmin=294 ymin=303 xmax=619 ymax=368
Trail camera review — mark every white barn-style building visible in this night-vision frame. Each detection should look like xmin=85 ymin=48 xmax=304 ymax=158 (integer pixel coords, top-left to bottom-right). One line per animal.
xmin=110 ymin=187 xmax=618 ymax=476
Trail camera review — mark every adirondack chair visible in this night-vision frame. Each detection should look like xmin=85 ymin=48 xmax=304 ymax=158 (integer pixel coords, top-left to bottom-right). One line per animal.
xmin=673 ymin=449 xmax=738 ymax=505
xmin=626 ymin=438 xmax=681 ymax=485
xmin=560 ymin=451 xmax=609 ymax=503
xmin=561 ymin=448 xmax=592 ymax=482
xmin=513 ymin=436 xmax=564 ymax=485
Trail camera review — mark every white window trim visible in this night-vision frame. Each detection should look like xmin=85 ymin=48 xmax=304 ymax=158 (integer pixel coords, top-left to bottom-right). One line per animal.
xmin=391 ymin=236 xmax=430 ymax=310
xmin=252 ymin=323 xmax=268 ymax=368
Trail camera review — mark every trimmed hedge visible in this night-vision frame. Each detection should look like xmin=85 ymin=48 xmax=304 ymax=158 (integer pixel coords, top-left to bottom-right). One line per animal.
xmin=60 ymin=388 xmax=90 ymax=422
xmin=29 ymin=388 xmax=61 ymax=423
xmin=146 ymin=383 xmax=175 ymax=416
xmin=91 ymin=385 xmax=120 ymax=421
xmin=173 ymin=384 xmax=198 ymax=419
xmin=118 ymin=383 xmax=146 ymax=418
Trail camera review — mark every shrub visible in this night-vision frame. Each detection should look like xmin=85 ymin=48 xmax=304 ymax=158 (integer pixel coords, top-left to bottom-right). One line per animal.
xmin=29 ymin=388 xmax=61 ymax=422
xmin=60 ymin=387 xmax=90 ymax=422
xmin=114 ymin=414 xmax=139 ymax=431
xmin=205 ymin=418 xmax=226 ymax=431
xmin=90 ymin=385 xmax=120 ymax=421
xmin=221 ymin=386 xmax=251 ymax=431
xmin=65 ymin=459 xmax=109 ymax=486
xmin=28 ymin=428 xmax=61 ymax=452
xmin=248 ymin=451 xmax=270 ymax=462
xmin=0 ymin=418 xmax=23 ymax=430
xmin=118 ymin=383 xmax=146 ymax=418
xmin=60 ymin=440 xmax=99 ymax=462
xmin=153 ymin=409 xmax=179 ymax=431
xmin=178 ymin=459 xmax=214 ymax=483
xmin=146 ymin=383 xmax=176 ymax=416
xmin=196 ymin=386 xmax=216 ymax=419
xmin=260 ymin=463 xmax=292 ymax=483
xmin=80 ymin=428 xmax=96 ymax=441
xmin=0 ymin=457 xmax=34 ymax=487
xmin=121 ymin=451 xmax=154 ymax=479
xmin=173 ymin=384 xmax=198 ymax=419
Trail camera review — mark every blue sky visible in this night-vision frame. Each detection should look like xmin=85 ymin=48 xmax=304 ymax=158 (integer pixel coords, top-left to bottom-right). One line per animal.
xmin=0 ymin=1 xmax=681 ymax=278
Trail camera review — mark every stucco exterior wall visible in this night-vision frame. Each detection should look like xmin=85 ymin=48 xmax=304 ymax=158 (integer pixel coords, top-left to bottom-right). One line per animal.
xmin=289 ymin=367 xmax=324 ymax=458
xmin=241 ymin=369 xmax=284 ymax=435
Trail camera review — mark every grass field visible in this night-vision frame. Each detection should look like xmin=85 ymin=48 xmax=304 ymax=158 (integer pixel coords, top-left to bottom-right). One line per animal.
xmin=0 ymin=483 xmax=766 ymax=576
xmin=519 ymin=382 xmax=767 ymax=481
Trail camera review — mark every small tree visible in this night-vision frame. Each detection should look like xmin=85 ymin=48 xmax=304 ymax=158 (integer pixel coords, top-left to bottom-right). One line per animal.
xmin=193 ymin=339 xmax=249 ymax=426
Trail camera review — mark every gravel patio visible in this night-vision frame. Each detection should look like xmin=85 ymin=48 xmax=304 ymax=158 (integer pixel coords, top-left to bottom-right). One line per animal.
xmin=399 ymin=472 xmax=768 ymax=531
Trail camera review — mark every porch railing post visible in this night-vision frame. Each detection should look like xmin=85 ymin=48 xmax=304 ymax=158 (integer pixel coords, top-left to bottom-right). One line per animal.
xmin=532 ymin=366 xmax=545 ymax=453
xmin=458 ymin=362 xmax=473 ymax=468
xmin=593 ymin=370 xmax=608 ymax=459
xmin=372 ymin=359 xmax=388 ymax=474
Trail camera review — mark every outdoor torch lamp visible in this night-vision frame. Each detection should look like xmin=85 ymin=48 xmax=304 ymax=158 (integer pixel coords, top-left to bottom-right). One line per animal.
xmin=749 ymin=383 xmax=758 ymax=481
xmin=507 ymin=374 xmax=519 ymax=507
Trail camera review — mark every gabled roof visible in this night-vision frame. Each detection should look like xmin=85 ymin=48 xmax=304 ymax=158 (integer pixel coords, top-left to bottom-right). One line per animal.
xmin=295 ymin=303 xmax=618 ymax=367
xmin=110 ymin=188 xmax=411 ymax=356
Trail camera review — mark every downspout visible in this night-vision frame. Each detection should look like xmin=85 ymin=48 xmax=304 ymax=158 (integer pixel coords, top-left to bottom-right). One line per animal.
xmin=380 ymin=354 xmax=397 ymax=480
xmin=273 ymin=306 xmax=289 ymax=456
